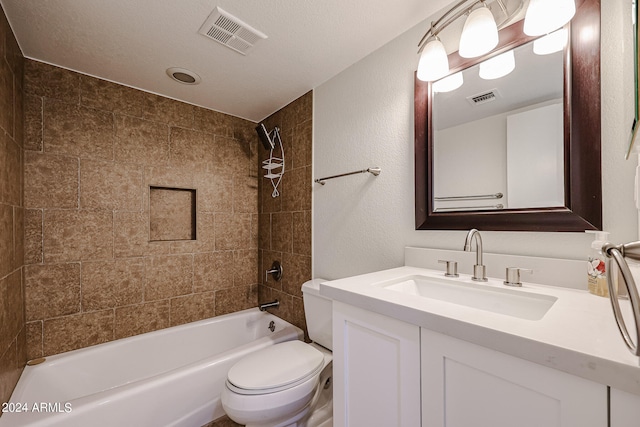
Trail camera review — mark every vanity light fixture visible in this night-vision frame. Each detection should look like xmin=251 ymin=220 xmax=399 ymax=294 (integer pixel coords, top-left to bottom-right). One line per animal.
xmin=417 ymin=36 xmax=450 ymax=82
xmin=533 ymin=29 xmax=568 ymax=55
xmin=458 ymin=2 xmax=499 ymax=59
xmin=523 ymin=0 xmax=576 ymax=36
xmin=478 ymin=50 xmax=515 ymax=80
xmin=433 ymin=71 xmax=464 ymax=92
xmin=416 ymin=0 xmax=576 ymax=82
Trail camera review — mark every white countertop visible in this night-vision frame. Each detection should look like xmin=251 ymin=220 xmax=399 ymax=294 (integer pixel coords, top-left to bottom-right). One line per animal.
xmin=320 ymin=265 xmax=640 ymax=395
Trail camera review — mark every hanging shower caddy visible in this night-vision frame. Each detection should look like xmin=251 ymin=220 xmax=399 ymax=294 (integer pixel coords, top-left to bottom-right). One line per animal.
xmin=256 ymin=123 xmax=285 ymax=198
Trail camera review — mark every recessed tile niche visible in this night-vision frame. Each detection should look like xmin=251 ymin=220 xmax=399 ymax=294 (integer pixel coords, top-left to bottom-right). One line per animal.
xmin=149 ymin=186 xmax=197 ymax=241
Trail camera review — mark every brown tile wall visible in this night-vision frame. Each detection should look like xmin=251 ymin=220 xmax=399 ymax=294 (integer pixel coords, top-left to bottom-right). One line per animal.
xmin=0 ymin=3 xmax=26 ymax=408
xmin=149 ymin=187 xmax=196 ymax=241
xmin=23 ymin=59 xmax=260 ymax=359
xmin=258 ymin=92 xmax=313 ymax=337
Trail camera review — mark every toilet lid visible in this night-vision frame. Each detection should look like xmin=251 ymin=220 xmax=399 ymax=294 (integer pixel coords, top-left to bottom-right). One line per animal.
xmin=227 ymin=341 xmax=324 ymax=393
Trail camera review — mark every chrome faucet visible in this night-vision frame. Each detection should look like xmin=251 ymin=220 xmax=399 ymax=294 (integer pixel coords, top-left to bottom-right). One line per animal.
xmin=464 ymin=229 xmax=487 ymax=282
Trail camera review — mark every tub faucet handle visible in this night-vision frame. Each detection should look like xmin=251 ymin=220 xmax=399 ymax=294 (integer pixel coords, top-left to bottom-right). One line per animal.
xmin=265 ymin=261 xmax=283 ymax=282
xmin=438 ymin=260 xmax=459 ymax=277
xmin=504 ymin=267 xmax=533 ymax=287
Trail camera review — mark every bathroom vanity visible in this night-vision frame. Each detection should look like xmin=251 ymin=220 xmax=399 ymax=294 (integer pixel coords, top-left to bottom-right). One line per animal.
xmin=320 ymin=247 xmax=640 ymax=427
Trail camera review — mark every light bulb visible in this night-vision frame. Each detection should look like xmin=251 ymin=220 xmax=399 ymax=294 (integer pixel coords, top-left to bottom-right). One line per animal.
xmin=524 ymin=0 xmax=576 ymax=36
xmin=433 ymin=72 xmax=464 ymax=93
xmin=479 ymin=50 xmax=515 ymax=80
xmin=417 ymin=38 xmax=450 ymax=82
xmin=459 ymin=5 xmax=499 ymax=58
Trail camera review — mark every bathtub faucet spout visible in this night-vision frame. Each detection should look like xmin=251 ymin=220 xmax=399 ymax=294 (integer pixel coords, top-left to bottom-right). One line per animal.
xmin=259 ymin=300 xmax=280 ymax=311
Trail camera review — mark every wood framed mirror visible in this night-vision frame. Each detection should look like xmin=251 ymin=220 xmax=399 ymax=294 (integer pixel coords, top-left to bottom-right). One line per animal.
xmin=415 ymin=0 xmax=601 ymax=231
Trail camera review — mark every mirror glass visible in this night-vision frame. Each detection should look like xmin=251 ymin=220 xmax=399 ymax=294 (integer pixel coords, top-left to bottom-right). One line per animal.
xmin=432 ymin=40 xmax=564 ymax=212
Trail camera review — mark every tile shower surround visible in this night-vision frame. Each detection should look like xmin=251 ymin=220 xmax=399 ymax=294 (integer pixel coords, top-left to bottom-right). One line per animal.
xmin=258 ymin=92 xmax=313 ymax=339
xmin=0 ymin=2 xmax=26 ymax=409
xmin=1 ymin=39 xmax=311 ymax=415
xmin=22 ymin=58 xmax=261 ymax=358
xmin=21 ymin=60 xmax=313 ymax=361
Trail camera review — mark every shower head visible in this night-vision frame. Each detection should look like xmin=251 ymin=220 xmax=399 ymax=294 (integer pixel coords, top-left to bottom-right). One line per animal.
xmin=256 ymin=123 xmax=275 ymax=150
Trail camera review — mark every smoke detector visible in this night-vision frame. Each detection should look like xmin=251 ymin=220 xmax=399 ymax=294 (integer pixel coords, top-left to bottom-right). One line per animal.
xmin=198 ymin=7 xmax=267 ymax=55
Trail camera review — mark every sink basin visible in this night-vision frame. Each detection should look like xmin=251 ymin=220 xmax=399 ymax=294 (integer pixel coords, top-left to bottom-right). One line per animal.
xmin=375 ymin=275 xmax=557 ymax=320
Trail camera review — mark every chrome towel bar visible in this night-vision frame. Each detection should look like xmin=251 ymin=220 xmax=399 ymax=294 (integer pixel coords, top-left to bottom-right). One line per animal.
xmin=315 ymin=167 xmax=381 ymax=185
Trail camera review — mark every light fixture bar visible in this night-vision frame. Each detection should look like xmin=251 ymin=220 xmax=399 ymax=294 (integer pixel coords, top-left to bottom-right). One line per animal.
xmin=417 ymin=0 xmax=525 ymax=53
xmin=417 ymin=0 xmax=475 ymax=49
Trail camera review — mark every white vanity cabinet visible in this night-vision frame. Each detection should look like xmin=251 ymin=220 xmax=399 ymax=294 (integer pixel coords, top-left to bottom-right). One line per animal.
xmin=421 ymin=328 xmax=607 ymax=427
xmin=332 ymin=302 xmax=421 ymax=427
xmin=610 ymin=388 xmax=640 ymax=427
xmin=324 ymin=260 xmax=640 ymax=426
xmin=332 ymin=301 xmax=609 ymax=427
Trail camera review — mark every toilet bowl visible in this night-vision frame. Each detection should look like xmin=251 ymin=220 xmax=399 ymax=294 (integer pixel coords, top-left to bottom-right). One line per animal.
xmin=221 ymin=279 xmax=333 ymax=427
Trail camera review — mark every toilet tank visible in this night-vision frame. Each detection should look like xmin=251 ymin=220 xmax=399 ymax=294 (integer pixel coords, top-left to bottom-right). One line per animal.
xmin=302 ymin=279 xmax=332 ymax=350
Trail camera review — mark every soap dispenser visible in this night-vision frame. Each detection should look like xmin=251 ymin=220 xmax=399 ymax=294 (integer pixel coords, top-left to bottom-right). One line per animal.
xmin=586 ymin=230 xmax=609 ymax=297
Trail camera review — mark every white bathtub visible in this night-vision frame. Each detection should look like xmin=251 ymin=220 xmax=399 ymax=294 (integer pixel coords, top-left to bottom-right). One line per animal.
xmin=0 ymin=308 xmax=302 ymax=427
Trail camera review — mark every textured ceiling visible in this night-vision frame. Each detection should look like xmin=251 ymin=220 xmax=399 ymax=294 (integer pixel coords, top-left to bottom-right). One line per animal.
xmin=1 ymin=0 xmax=453 ymax=121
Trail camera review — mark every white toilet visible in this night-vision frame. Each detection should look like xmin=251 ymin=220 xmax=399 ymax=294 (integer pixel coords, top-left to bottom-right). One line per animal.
xmin=221 ymin=279 xmax=333 ymax=427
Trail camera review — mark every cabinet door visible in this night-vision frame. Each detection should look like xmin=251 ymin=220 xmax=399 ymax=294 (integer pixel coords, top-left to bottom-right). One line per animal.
xmin=333 ymin=302 xmax=421 ymax=427
xmin=421 ymin=328 xmax=607 ymax=427
xmin=611 ymin=387 xmax=640 ymax=427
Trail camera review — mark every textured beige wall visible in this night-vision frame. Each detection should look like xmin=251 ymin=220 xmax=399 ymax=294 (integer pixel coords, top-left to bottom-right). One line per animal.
xmin=258 ymin=92 xmax=313 ymax=337
xmin=0 ymin=3 xmax=26 ymax=408
xmin=23 ymin=59 xmax=261 ymax=358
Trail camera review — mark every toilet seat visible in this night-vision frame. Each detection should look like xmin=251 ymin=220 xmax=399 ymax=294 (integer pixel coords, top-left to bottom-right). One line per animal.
xmin=226 ymin=341 xmax=325 ymax=395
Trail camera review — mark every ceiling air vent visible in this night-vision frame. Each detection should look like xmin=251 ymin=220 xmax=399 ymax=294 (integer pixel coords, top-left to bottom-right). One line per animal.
xmin=467 ymin=89 xmax=500 ymax=106
xmin=198 ymin=7 xmax=267 ymax=55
